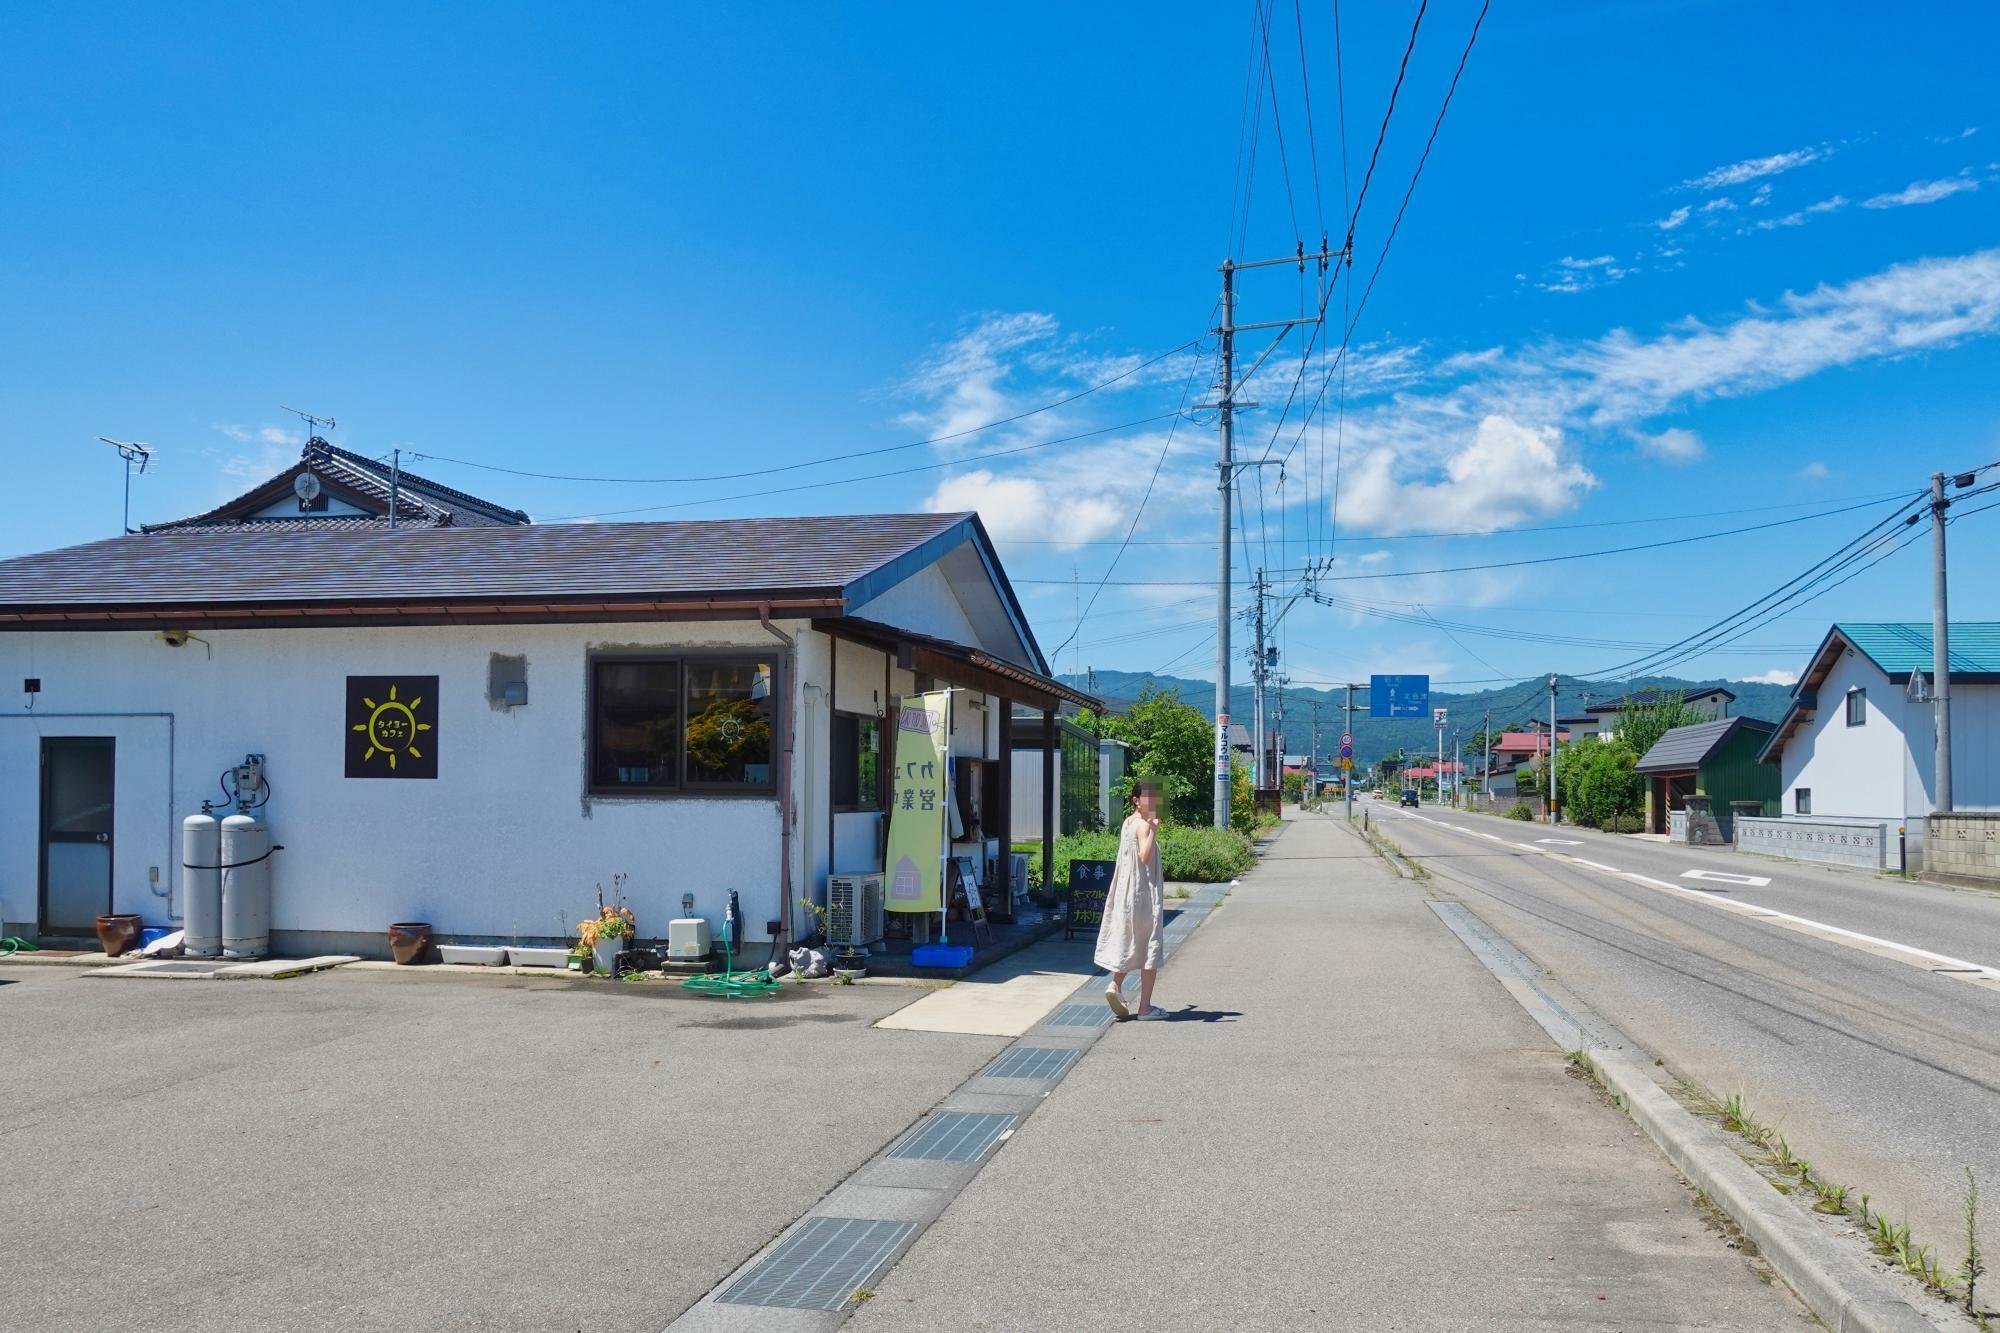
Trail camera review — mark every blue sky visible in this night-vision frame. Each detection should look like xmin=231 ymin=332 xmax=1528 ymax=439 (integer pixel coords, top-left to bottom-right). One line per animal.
xmin=4 ymin=2 xmax=1998 ymax=694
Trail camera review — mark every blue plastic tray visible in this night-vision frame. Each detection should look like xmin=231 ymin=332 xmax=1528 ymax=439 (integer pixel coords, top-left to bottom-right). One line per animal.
xmin=911 ymin=943 xmax=975 ymax=969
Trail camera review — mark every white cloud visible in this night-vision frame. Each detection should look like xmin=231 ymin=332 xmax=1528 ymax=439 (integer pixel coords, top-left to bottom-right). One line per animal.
xmin=1749 ymin=183 xmax=1773 ymax=207
xmin=1798 ymin=460 xmax=1834 ymax=480
xmin=220 ymin=445 xmax=294 ymax=481
xmin=926 ymin=469 xmax=1124 ymax=550
xmin=1537 ymin=254 xmax=1631 ymax=294
xmin=1655 ymin=206 xmax=1692 ymax=231
xmin=259 ymin=425 xmax=301 ymax=446
xmin=1739 ymin=668 xmax=1799 ymax=685
xmin=1684 ymin=146 xmax=1828 ymax=191
xmin=896 ymin=311 xmax=1063 ymax=442
xmin=1634 ymin=427 xmax=1705 ymax=463
xmin=1863 ymin=176 xmax=1979 ymax=209
xmin=1700 ymin=197 xmax=1738 ymax=214
xmin=1750 ymin=211 xmax=1808 ymax=232
xmin=1807 ymin=195 xmax=1849 ymax=214
xmin=1334 ymin=415 xmax=1597 ymax=535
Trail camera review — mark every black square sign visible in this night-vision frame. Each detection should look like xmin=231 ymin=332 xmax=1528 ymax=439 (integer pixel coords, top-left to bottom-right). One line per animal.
xmin=345 ymin=675 xmax=439 ymax=779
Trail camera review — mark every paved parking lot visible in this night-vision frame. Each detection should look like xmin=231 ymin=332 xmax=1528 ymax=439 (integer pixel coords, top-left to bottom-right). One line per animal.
xmin=0 ymin=964 xmax=1001 ymax=1332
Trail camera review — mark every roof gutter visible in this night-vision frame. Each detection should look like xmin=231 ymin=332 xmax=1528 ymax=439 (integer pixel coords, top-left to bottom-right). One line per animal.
xmin=0 ymin=595 xmax=846 ymax=631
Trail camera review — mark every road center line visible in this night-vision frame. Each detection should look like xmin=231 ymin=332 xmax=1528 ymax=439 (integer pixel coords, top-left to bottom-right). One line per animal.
xmin=1407 ymin=817 xmax=2000 ymax=991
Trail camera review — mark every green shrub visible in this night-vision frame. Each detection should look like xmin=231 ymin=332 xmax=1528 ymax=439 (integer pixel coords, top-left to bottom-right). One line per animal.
xmin=1601 ymin=813 xmax=1644 ymax=834
xmin=1025 ymin=822 xmax=1255 ymax=891
xmin=1506 ymin=804 xmax=1535 ymax=821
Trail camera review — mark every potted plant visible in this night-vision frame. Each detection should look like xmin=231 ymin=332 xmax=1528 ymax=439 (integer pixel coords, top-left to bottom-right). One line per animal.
xmin=576 ymin=906 xmax=632 ymax=974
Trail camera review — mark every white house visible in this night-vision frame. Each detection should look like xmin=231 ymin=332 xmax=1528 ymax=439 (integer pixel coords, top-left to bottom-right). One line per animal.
xmin=1755 ymin=622 xmax=2000 ymax=866
xmin=0 ymin=445 xmax=1093 ymax=955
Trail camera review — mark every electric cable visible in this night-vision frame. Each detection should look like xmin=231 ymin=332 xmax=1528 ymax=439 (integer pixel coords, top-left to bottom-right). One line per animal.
xmin=410 ymin=338 xmax=1201 ymax=487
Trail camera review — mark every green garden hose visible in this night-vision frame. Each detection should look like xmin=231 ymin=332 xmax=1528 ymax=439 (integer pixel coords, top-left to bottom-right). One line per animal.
xmin=680 ymin=931 xmax=781 ymax=998
xmin=1 ymin=935 xmax=39 ymax=958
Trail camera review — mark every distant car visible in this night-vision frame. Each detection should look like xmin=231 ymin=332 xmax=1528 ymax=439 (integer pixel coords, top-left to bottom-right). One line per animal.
xmin=1400 ymin=788 xmax=1420 ymax=807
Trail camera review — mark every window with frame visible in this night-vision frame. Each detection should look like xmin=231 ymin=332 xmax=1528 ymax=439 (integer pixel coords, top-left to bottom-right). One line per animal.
xmin=1795 ymin=787 xmax=1812 ymax=815
xmin=590 ymin=656 xmax=777 ymax=794
xmin=830 ymin=711 xmax=884 ymax=811
xmin=1845 ymin=688 xmax=1866 ymax=726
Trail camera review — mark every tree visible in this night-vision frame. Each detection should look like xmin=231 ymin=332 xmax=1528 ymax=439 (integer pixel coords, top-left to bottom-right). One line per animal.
xmin=1618 ymin=692 xmax=1707 ymax=763
xmin=1096 ymin=686 xmax=1213 ymax=825
xmin=1230 ymin=758 xmax=1257 ymax=833
xmin=1554 ymin=739 xmax=1642 ymax=828
xmin=1281 ymin=770 xmax=1305 ymax=803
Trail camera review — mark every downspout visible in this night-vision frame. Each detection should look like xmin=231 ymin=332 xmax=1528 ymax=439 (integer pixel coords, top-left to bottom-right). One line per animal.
xmin=759 ymin=606 xmax=795 ymax=950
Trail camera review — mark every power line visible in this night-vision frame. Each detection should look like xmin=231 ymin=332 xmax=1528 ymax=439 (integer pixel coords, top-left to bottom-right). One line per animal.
xmin=1292 ymin=0 xmax=1326 ymax=233
xmin=410 ymin=337 xmax=1200 ymax=487
xmin=1049 ymin=330 xmax=1217 ymax=658
xmin=537 ymin=410 xmax=1189 ymax=522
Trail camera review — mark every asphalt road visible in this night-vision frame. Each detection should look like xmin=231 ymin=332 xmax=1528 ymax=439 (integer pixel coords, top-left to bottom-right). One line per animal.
xmin=0 ymin=964 xmax=1002 ymax=1332
xmin=851 ymin=814 xmax=1811 ymax=1332
xmin=1377 ymin=800 xmax=2000 ymax=1266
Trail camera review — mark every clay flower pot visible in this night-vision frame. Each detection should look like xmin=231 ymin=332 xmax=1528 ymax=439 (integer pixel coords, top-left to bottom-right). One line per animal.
xmin=388 ymin=922 xmax=433 ymax=965
xmin=96 ymin=914 xmax=142 ymax=958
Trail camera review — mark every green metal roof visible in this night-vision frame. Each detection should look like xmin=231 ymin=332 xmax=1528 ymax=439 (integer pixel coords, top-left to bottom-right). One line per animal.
xmin=1834 ymin=623 xmax=2000 ymax=676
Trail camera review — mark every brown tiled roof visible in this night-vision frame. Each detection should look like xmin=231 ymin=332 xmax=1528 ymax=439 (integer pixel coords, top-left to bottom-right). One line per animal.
xmin=145 ymin=439 xmax=528 ymax=531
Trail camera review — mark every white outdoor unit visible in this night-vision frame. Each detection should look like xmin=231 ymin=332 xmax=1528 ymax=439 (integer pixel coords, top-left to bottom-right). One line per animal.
xmin=826 ymin=874 xmax=885 ymax=949
xmin=1008 ymin=853 xmax=1030 ymax=903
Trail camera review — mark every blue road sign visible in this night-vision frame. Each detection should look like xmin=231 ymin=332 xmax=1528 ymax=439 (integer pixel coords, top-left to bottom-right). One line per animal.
xmin=1369 ymin=674 xmax=1431 ymax=719
xmin=1338 ymin=744 xmax=1353 ymax=759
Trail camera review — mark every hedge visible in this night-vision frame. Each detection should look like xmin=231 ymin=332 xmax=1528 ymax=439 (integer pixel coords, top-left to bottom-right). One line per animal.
xmin=1025 ymin=822 xmax=1257 ymax=894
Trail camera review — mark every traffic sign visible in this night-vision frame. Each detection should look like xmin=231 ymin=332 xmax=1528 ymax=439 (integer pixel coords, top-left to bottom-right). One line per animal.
xmin=1369 ymin=674 xmax=1430 ymax=718
xmin=1339 ymin=732 xmax=1353 ymax=746
xmin=1433 ymin=706 xmax=1448 ymax=730
xmin=1339 ymin=757 xmax=1353 ymax=771
xmin=1338 ymin=743 xmax=1353 ymax=759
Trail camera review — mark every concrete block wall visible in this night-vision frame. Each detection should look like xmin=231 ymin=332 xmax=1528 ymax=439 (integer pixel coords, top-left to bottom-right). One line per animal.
xmin=1925 ymin=813 xmax=2000 ymax=883
xmin=1736 ymin=816 xmax=1890 ymax=870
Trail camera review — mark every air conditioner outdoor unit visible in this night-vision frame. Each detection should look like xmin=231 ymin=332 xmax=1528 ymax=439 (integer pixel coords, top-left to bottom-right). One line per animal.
xmin=1007 ymin=853 xmax=1030 ymax=902
xmin=826 ymin=874 xmax=885 ymax=949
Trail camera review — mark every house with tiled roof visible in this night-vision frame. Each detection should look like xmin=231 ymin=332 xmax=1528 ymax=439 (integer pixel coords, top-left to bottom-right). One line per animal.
xmin=0 ymin=446 xmax=1094 ymax=957
xmin=1754 ymin=622 xmax=2000 ymax=868
xmin=144 ymin=437 xmax=530 ymax=532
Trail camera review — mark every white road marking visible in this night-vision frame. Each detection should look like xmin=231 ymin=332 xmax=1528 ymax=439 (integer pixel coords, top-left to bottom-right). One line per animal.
xmin=1680 ymin=869 xmax=1771 ymax=887
xmin=1535 ymin=838 xmax=1584 ymax=846
xmin=1411 ymin=825 xmax=2000 ymax=992
xmin=1572 ymin=859 xmax=1622 ymax=873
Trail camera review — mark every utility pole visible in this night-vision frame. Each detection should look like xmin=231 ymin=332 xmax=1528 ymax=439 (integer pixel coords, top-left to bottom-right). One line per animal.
xmin=1207 ymin=244 xmax=1342 ymax=829
xmin=1548 ymin=673 xmax=1561 ymax=824
xmin=1482 ymin=707 xmax=1492 ymax=813
xmin=1344 ymin=683 xmax=1356 ymax=820
xmin=1453 ymin=729 xmax=1463 ymax=808
xmin=1931 ymin=471 xmax=1954 ymax=812
xmin=389 ymin=448 xmax=402 ymax=529
xmin=1252 ymin=569 xmax=1268 ymax=794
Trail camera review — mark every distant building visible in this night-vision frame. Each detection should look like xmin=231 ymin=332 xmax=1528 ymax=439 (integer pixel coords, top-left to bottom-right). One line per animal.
xmin=1587 ymin=686 xmax=1734 ymax=741
xmin=1634 ymin=717 xmax=1780 ymax=836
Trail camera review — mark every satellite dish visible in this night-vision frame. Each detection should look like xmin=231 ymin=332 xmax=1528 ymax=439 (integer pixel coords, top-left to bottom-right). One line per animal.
xmin=294 ymin=472 xmax=322 ymax=503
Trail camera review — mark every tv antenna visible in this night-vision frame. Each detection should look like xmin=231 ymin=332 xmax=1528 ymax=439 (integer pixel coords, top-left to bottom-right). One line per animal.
xmin=279 ymin=404 xmax=337 ymax=442
xmin=95 ymin=437 xmax=154 ymax=534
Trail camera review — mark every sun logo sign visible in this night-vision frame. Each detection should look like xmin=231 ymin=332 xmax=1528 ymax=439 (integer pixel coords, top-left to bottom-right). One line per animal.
xmin=344 ymin=675 xmax=440 ymax=780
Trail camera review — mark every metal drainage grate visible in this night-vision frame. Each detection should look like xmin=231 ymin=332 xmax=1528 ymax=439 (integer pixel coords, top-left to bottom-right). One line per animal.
xmin=1045 ymin=1003 xmax=1114 ymax=1029
xmin=986 ymin=1046 xmax=1076 ymax=1080
xmin=890 ymin=1111 xmax=1014 ymax=1162
xmin=715 ymin=1216 xmax=913 ymax=1311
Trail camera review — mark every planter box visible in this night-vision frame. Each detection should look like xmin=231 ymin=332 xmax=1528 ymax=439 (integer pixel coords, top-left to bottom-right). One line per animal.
xmin=505 ymin=946 xmax=571 ymax=969
xmin=438 ymin=945 xmax=507 ymax=966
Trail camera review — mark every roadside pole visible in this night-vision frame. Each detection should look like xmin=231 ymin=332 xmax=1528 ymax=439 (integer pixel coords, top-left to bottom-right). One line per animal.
xmin=1931 ymin=470 xmax=1954 ymax=812
xmin=1548 ymin=673 xmax=1560 ymax=824
xmin=1344 ymin=683 xmax=1356 ymax=820
xmin=1482 ymin=707 xmax=1492 ymax=813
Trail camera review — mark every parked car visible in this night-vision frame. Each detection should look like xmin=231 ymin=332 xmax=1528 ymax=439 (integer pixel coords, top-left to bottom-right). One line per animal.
xmin=1400 ymin=788 xmax=1420 ymax=807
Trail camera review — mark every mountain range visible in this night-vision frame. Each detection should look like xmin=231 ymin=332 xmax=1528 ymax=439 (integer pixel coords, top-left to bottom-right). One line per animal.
xmin=1058 ymin=669 xmax=1796 ymax=770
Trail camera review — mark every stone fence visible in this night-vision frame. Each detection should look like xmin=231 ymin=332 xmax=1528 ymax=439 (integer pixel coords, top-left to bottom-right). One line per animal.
xmin=1736 ymin=816 xmax=1896 ymax=871
xmin=1926 ymin=812 xmax=2000 ymax=884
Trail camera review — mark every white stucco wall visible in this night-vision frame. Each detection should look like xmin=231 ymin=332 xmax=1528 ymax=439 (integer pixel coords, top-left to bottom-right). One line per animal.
xmin=0 ymin=619 xmax=812 ymax=951
xmin=854 ymin=564 xmax=978 ymax=646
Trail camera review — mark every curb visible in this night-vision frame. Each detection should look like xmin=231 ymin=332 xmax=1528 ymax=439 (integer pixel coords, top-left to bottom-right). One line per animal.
xmin=1427 ymin=895 xmax=1943 ymax=1333
xmin=1582 ymin=1049 xmax=1938 ymax=1333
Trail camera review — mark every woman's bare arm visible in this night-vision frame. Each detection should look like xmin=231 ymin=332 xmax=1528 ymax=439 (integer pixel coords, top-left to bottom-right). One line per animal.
xmin=1133 ymin=811 xmax=1159 ymax=866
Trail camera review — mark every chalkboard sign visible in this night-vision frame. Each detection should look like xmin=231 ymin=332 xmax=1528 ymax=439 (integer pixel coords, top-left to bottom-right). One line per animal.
xmin=1065 ymin=858 xmax=1116 ymax=940
xmin=950 ymin=857 xmax=991 ymax=946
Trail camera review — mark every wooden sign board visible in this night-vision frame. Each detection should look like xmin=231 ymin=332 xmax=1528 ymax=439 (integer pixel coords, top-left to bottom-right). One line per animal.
xmin=950 ymin=856 xmax=990 ymax=945
xmin=1065 ymin=858 xmax=1115 ymax=940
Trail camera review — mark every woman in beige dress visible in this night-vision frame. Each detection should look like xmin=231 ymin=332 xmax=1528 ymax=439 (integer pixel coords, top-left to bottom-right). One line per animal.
xmin=1093 ymin=780 xmax=1168 ymax=1020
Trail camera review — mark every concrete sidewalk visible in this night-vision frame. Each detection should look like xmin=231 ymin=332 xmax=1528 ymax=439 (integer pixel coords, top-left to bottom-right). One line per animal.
xmin=849 ymin=812 xmax=1815 ymax=1331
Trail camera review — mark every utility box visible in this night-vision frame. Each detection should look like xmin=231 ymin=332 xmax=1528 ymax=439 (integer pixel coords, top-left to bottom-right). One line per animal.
xmin=666 ymin=917 xmax=712 ymax=961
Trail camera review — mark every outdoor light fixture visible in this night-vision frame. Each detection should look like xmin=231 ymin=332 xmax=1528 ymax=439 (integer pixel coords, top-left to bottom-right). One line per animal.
xmin=1953 ymin=472 xmax=1977 ymax=488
